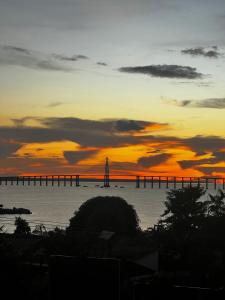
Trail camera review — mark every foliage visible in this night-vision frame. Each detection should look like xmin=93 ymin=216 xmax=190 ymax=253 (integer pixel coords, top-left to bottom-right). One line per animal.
xmin=14 ymin=217 xmax=31 ymax=235
xmin=160 ymin=186 xmax=207 ymax=237
xmin=32 ymin=224 xmax=48 ymax=236
xmin=206 ymin=189 xmax=225 ymax=217
xmin=67 ymin=196 xmax=140 ymax=235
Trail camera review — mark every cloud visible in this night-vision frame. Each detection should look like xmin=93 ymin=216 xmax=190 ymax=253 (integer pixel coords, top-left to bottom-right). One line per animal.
xmin=181 ymin=46 xmax=221 ymax=58
xmin=3 ymin=117 xmax=169 ymax=148
xmin=195 ymin=167 xmax=225 ymax=176
xmin=97 ymin=62 xmax=108 ymax=66
xmin=166 ymin=98 xmax=225 ymax=109
xmin=64 ymin=150 xmax=98 ymax=164
xmin=0 ymin=140 xmax=21 ymax=158
xmin=53 ymin=54 xmax=88 ymax=61
xmin=46 ymin=102 xmax=64 ymax=108
xmin=118 ymin=64 xmax=203 ymax=79
xmin=114 ymin=119 xmax=151 ymax=132
xmin=178 ymin=151 xmax=225 ymax=170
xmin=0 ymin=45 xmax=72 ymax=72
xmin=137 ymin=153 xmax=171 ymax=168
xmin=184 ymin=136 xmax=225 ymax=156
xmin=37 ymin=117 xmax=167 ymax=134
xmin=1 ymin=117 xmax=225 ymax=176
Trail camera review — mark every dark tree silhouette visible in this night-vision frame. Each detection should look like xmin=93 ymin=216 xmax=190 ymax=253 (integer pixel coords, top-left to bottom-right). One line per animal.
xmin=160 ymin=186 xmax=206 ymax=237
xmin=67 ymin=196 xmax=140 ymax=235
xmin=14 ymin=217 xmax=31 ymax=235
xmin=207 ymin=189 xmax=225 ymax=217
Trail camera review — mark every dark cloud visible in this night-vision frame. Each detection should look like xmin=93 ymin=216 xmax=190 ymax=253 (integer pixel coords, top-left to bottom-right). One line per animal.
xmin=114 ymin=119 xmax=150 ymax=132
xmin=0 ymin=140 xmax=21 ymax=158
xmin=181 ymin=47 xmax=221 ymax=58
xmin=184 ymin=136 xmax=225 ymax=155
xmin=196 ymin=167 xmax=225 ymax=176
xmin=118 ymin=64 xmax=203 ymax=79
xmin=178 ymin=151 xmax=225 ymax=170
xmin=53 ymin=54 xmax=88 ymax=61
xmin=0 ymin=45 xmax=72 ymax=72
xmin=167 ymin=98 xmax=225 ymax=109
xmin=97 ymin=62 xmax=108 ymax=66
xmin=137 ymin=153 xmax=171 ymax=168
xmin=64 ymin=150 xmax=98 ymax=164
xmin=3 ymin=45 xmax=30 ymax=55
xmin=2 ymin=117 xmax=168 ymax=148
xmin=36 ymin=117 xmax=166 ymax=134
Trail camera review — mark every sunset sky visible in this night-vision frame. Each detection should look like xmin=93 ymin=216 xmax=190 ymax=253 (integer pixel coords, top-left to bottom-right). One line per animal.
xmin=0 ymin=0 xmax=225 ymax=177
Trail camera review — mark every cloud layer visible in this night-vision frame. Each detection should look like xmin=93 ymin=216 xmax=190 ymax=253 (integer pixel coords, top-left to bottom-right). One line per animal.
xmin=0 ymin=117 xmax=225 ymax=176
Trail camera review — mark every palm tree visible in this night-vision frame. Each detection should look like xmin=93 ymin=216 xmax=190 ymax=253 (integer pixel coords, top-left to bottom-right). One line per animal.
xmin=160 ymin=186 xmax=206 ymax=237
xmin=14 ymin=217 xmax=31 ymax=235
xmin=207 ymin=189 xmax=225 ymax=217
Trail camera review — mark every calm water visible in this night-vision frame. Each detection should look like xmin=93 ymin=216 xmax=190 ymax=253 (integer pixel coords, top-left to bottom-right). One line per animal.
xmin=0 ymin=182 xmax=223 ymax=233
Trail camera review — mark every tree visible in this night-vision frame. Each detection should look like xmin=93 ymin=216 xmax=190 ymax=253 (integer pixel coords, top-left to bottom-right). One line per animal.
xmin=14 ymin=217 xmax=31 ymax=235
xmin=160 ymin=186 xmax=206 ymax=237
xmin=32 ymin=224 xmax=48 ymax=236
xmin=207 ymin=189 xmax=225 ymax=217
xmin=67 ymin=196 xmax=140 ymax=235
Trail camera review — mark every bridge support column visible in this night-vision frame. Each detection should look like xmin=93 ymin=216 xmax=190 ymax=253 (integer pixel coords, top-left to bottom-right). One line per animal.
xmin=214 ymin=178 xmax=217 ymax=190
xmin=76 ymin=175 xmax=80 ymax=187
xmin=136 ymin=176 xmax=140 ymax=188
xmin=143 ymin=176 xmax=146 ymax=188
xmin=173 ymin=177 xmax=176 ymax=189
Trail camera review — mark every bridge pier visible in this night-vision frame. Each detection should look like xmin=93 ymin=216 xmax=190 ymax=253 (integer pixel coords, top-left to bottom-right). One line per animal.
xmin=136 ymin=176 xmax=140 ymax=188
xmin=173 ymin=177 xmax=176 ymax=189
xmin=166 ymin=177 xmax=169 ymax=189
xmin=76 ymin=175 xmax=80 ymax=187
xmin=143 ymin=176 xmax=146 ymax=188
xmin=151 ymin=176 xmax=154 ymax=189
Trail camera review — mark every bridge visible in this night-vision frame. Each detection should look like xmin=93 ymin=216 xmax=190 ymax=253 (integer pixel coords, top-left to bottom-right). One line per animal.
xmin=0 ymin=174 xmax=224 ymax=190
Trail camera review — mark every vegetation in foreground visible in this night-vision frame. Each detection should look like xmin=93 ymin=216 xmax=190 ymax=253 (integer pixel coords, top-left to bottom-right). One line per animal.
xmin=1 ymin=187 xmax=225 ymax=298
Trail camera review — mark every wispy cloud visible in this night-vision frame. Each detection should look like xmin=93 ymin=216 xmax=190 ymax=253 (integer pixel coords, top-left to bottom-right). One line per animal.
xmin=181 ymin=46 xmax=222 ymax=58
xmin=165 ymin=98 xmax=225 ymax=109
xmin=46 ymin=101 xmax=64 ymax=108
xmin=53 ymin=54 xmax=89 ymax=62
xmin=0 ymin=45 xmax=73 ymax=72
xmin=118 ymin=64 xmax=203 ymax=79
xmin=97 ymin=62 xmax=108 ymax=66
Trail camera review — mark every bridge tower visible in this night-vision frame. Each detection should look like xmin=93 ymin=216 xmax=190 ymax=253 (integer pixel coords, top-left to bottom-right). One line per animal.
xmin=104 ymin=157 xmax=110 ymax=187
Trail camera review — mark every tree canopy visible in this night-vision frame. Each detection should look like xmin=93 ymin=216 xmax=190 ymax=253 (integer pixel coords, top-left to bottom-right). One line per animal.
xmin=14 ymin=217 xmax=31 ymax=235
xmin=67 ymin=196 xmax=140 ymax=235
xmin=160 ymin=186 xmax=206 ymax=236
